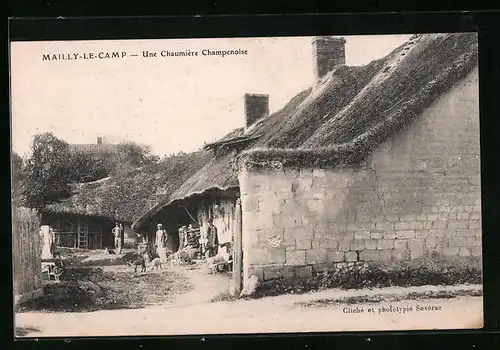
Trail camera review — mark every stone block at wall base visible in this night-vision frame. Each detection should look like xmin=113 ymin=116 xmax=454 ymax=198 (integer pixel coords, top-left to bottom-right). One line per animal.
xmin=263 ymin=265 xmax=295 ymax=280
xmin=306 ymin=249 xmax=327 ymax=264
xmin=443 ymin=247 xmax=460 ymax=256
xmin=471 ymin=247 xmax=482 ymax=257
xmin=345 ymin=251 xmax=358 ymax=262
xmin=392 ymin=249 xmax=410 ymax=260
xmin=359 ymin=250 xmax=381 ymax=261
xmin=294 ymin=265 xmax=313 ymax=278
xmin=311 ymin=263 xmax=330 ymax=273
xmin=248 ymin=247 xmax=286 ymax=265
xmin=459 ymin=247 xmax=472 ymax=257
xmin=247 ymin=266 xmax=264 ymax=281
xmin=327 ymin=250 xmax=345 ymax=263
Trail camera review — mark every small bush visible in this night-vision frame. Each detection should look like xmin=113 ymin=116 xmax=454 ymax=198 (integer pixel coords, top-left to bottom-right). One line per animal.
xmin=210 ymin=291 xmax=239 ymax=303
xmin=252 ymin=258 xmax=482 ymax=299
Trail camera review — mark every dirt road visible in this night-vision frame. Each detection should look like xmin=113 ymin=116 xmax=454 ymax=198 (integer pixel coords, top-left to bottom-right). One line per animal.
xmin=15 ymin=284 xmax=483 ymax=337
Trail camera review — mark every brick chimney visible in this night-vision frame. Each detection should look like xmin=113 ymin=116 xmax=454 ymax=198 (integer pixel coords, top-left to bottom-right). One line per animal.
xmin=97 ymin=137 xmax=103 ymax=145
xmin=312 ymin=36 xmax=346 ymax=80
xmin=244 ymin=93 xmax=269 ymax=130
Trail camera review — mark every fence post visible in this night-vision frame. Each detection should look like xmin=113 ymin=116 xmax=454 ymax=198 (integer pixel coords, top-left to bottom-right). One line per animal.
xmin=232 ymin=198 xmax=243 ymax=297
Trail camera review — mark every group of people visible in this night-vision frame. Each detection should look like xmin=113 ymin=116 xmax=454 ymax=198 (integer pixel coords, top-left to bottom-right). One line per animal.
xmin=177 ymin=220 xmax=219 ymax=259
xmin=112 ymin=220 xmax=220 ymax=262
xmin=152 ymin=220 xmax=220 ymax=262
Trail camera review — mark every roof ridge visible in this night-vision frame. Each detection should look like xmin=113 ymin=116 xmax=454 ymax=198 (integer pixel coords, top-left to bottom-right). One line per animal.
xmin=313 ymin=35 xmax=427 ymax=135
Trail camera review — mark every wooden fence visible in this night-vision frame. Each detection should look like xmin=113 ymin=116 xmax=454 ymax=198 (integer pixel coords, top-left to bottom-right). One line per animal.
xmin=12 ymin=207 xmax=43 ymax=306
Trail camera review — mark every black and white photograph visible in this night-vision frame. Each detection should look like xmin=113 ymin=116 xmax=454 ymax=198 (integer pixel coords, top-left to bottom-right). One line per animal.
xmin=10 ymin=32 xmax=482 ymax=337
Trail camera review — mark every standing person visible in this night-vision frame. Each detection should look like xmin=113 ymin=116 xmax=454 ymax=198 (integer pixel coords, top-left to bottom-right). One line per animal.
xmin=178 ymin=225 xmax=186 ymax=251
xmin=155 ymin=223 xmax=168 ymax=262
xmin=112 ymin=223 xmax=122 ymax=253
xmin=49 ymin=227 xmax=56 ymax=256
xmin=40 ymin=225 xmax=54 ymax=260
xmin=119 ymin=223 xmax=125 ymax=248
xmin=206 ymin=219 xmax=219 ymax=258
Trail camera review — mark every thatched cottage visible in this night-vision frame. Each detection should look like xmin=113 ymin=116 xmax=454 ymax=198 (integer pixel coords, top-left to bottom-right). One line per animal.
xmin=42 ymin=151 xmax=210 ymax=250
xmin=133 ymin=33 xmax=481 ymax=287
xmin=132 ymin=93 xmax=271 ymax=246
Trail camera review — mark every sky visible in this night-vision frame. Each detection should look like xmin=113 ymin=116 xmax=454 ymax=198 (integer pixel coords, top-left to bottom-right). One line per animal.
xmin=10 ymin=34 xmax=412 ymax=158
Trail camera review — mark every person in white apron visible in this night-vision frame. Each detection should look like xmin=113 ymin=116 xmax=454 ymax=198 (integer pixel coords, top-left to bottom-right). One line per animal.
xmin=112 ymin=223 xmax=122 ymax=253
xmin=40 ymin=225 xmax=55 ymax=260
xmin=155 ymin=223 xmax=168 ymax=263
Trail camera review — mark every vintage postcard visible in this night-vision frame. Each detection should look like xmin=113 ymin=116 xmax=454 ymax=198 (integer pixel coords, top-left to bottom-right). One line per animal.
xmin=10 ymin=32 xmax=483 ymax=338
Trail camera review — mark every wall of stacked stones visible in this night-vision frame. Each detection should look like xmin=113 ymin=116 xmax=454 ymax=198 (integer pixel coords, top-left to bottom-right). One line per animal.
xmin=239 ymin=68 xmax=481 ymax=282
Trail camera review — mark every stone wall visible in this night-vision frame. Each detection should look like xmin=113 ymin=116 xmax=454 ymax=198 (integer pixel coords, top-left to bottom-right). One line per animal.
xmin=239 ymin=68 xmax=481 ymax=283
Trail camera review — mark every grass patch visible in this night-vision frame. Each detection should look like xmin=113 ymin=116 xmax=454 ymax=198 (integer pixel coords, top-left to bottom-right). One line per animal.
xmin=17 ymin=266 xmax=193 ymax=313
xmin=252 ymin=258 xmax=482 ymax=299
xmin=295 ymin=288 xmax=483 ymax=308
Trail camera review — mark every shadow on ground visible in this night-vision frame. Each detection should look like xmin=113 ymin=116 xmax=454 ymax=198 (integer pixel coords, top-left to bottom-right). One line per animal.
xmin=15 ymin=326 xmax=41 ymax=337
xmin=62 ymin=254 xmax=89 ymax=266
xmin=17 ymin=265 xmax=193 ymax=313
xmin=77 ymin=257 xmax=127 ymax=267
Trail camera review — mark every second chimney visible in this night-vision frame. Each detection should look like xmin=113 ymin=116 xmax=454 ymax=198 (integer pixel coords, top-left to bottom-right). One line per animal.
xmin=97 ymin=137 xmax=103 ymax=145
xmin=312 ymin=36 xmax=346 ymax=80
xmin=244 ymin=93 xmax=269 ymax=130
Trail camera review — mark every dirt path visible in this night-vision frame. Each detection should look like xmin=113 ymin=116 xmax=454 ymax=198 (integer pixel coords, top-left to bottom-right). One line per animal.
xmin=162 ymin=264 xmax=231 ymax=308
xmin=76 ymin=250 xmax=233 ymax=307
xmin=15 ymin=284 xmax=483 ymax=337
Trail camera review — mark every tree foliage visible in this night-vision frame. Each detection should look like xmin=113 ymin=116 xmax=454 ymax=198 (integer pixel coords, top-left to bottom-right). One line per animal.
xmin=67 ymin=150 xmax=211 ymax=222
xmin=23 ymin=133 xmax=74 ymax=209
xmin=20 ymin=132 xmax=162 ymax=210
xmin=108 ymin=142 xmax=160 ymax=173
xmin=11 ymin=152 xmax=25 ymax=206
xmin=69 ymin=151 xmax=108 ymax=183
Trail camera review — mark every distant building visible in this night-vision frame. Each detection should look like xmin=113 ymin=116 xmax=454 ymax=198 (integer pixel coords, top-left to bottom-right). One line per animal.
xmin=70 ymin=136 xmax=121 ymax=155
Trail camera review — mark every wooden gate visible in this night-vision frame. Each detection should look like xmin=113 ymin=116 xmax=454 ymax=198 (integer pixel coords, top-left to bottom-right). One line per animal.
xmin=12 ymin=207 xmax=43 ymax=306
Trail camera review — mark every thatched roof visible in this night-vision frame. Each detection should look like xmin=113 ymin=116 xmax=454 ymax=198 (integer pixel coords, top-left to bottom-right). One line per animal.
xmin=132 ymin=33 xmax=478 ymax=230
xmin=203 ymin=128 xmax=245 ymax=149
xmin=203 ymin=134 xmax=261 ymax=152
xmin=240 ymin=33 xmax=479 ymax=169
xmin=42 ymin=151 xmax=212 ymax=222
